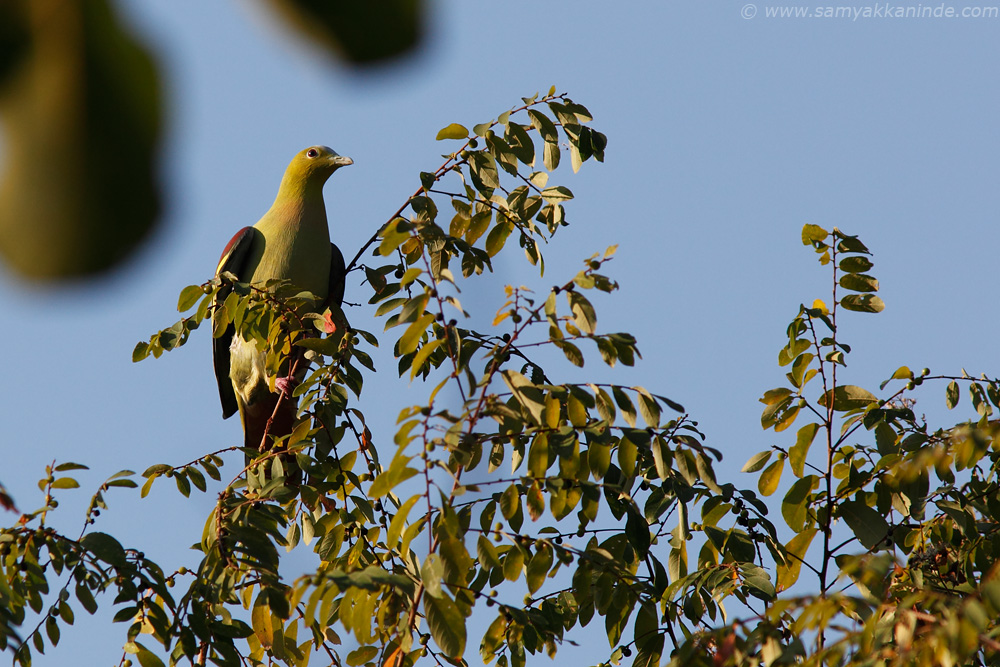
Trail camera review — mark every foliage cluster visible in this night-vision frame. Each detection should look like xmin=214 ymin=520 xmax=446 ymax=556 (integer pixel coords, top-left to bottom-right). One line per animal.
xmin=2 ymin=92 xmax=1000 ymax=667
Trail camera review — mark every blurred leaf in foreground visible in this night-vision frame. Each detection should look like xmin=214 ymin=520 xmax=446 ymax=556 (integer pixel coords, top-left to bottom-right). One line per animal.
xmin=0 ymin=0 xmax=162 ymax=280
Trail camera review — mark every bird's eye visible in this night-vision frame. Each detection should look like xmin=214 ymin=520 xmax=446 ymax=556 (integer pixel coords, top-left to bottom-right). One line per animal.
xmin=306 ymin=148 xmax=319 ymax=158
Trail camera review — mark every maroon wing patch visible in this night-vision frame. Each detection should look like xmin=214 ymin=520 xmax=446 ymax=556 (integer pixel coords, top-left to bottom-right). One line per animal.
xmin=214 ymin=226 xmax=258 ymax=420
xmin=217 ymin=226 xmax=254 ymax=274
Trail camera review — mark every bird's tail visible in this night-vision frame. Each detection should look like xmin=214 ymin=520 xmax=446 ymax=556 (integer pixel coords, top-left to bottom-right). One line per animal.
xmin=241 ymin=392 xmax=298 ymax=478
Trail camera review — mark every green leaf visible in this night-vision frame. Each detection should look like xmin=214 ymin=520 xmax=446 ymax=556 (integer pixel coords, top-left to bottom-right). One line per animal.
xmin=485 ymin=219 xmax=514 ymax=257
xmin=135 ymin=642 xmax=166 ymax=667
xmin=981 ymin=580 xmax=1000 ymax=614
xmin=778 ymin=339 xmax=811 ymax=366
xmin=839 ymin=256 xmax=873 ymax=273
xmin=176 ymin=285 xmax=204 ymax=312
xmin=480 ymin=614 xmax=507 ymax=663
xmin=651 ymin=436 xmax=669 ymax=481
xmin=76 ymin=583 xmax=98 ymax=614
xmin=760 ymin=387 xmax=793 ymax=405
xmin=693 ymin=453 xmax=722 ymax=494
xmin=567 ymin=392 xmax=589 ymax=427
xmin=131 ymin=341 xmax=150 ymax=363
xmin=611 ymin=387 xmax=637 ymax=428
xmin=741 ymin=564 xmax=775 ymax=600
xmin=50 ymin=477 xmax=79 ymax=489
xmin=839 ymin=500 xmax=889 ymax=550
xmin=469 ymin=152 xmax=499 ymax=194
xmin=420 ymin=171 xmax=436 ymax=191
xmin=668 ymin=545 xmax=687 ymax=582
xmin=527 ymin=433 xmax=550 ymax=479
xmin=542 ymin=140 xmax=561 ymax=171
xmin=502 ymin=371 xmax=545 ymax=425
xmin=555 ymin=339 xmax=584 ymax=367
xmin=789 ymin=423 xmax=818 ymax=477
xmin=295 ymin=336 xmax=343 ymax=357
xmin=375 ymin=297 xmax=407 ymax=318
xmin=839 ymin=273 xmax=878 ymax=293
xmin=53 ymin=462 xmax=88 ymax=472
xmin=80 ymin=532 xmax=127 ymax=567
xmin=541 ymin=186 xmax=573 ymax=203
xmin=840 ymin=294 xmax=885 ymax=313
xmin=424 ymin=593 xmax=466 ymax=658
xmin=636 ymin=389 xmax=660 ymax=428
xmin=45 ymin=616 xmax=59 ymax=646
xmin=477 ymin=535 xmax=501 ymax=570
xmin=421 ymin=554 xmax=445 ymax=599
xmin=525 ymin=543 xmax=553 ymax=594
xmin=741 ymin=451 xmax=772 ymax=473
xmin=818 ymin=385 xmax=877 ymax=412
xmin=588 ymin=441 xmax=611 ymax=479
xmin=781 ymin=475 xmax=816 ymax=532
xmin=625 ymin=504 xmax=651 ymax=560
xmin=500 ymin=485 xmax=520 ymax=520
xmin=185 ymin=467 xmax=206 ymax=492
xmin=466 ymin=211 xmax=491 ymax=245
xmin=528 ymin=109 xmax=558 ymax=142
xmin=836 ymin=233 xmax=871 ymax=254
xmin=760 ymin=394 xmax=793 ymax=429
xmin=436 ymin=123 xmax=469 ymax=141
xmin=567 ymin=291 xmax=597 ymax=335
xmin=174 ymin=473 xmax=191 ymax=498
xmin=347 ymin=647 xmax=379 ymax=666
xmin=789 ymin=352 xmax=815 ymax=388
xmin=617 ymin=437 xmax=638 ymax=477
xmin=946 ymin=380 xmax=960 ymax=409
xmin=503 ymin=546 xmax=524 ymax=581
xmin=505 ymin=122 xmax=535 ymax=164
xmin=378 ymin=218 xmax=413 ymax=256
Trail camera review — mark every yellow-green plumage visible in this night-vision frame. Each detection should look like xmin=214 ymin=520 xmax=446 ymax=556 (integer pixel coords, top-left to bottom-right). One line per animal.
xmin=213 ymin=146 xmax=352 ymax=454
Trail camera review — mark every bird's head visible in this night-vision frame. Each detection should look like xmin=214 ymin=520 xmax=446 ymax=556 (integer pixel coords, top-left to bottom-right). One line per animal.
xmin=287 ymin=145 xmax=354 ymax=185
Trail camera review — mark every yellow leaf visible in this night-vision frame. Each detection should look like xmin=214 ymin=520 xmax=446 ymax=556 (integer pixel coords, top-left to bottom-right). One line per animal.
xmin=776 ymin=528 xmax=817 ymax=592
xmin=567 ymin=393 xmax=588 ymax=427
xmin=409 ymin=339 xmax=444 ymax=380
xmin=544 ymin=393 xmax=561 ymax=429
xmin=252 ymin=599 xmax=273 ymax=649
xmin=492 ymin=309 xmax=512 ymax=327
xmin=758 ymin=459 xmax=784 ymax=496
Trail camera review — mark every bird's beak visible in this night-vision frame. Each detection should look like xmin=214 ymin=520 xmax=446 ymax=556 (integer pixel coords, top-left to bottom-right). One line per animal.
xmin=331 ymin=155 xmax=354 ymax=168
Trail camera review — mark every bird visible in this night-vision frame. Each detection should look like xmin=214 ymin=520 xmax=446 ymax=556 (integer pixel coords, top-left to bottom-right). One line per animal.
xmin=212 ymin=145 xmax=352 ymax=461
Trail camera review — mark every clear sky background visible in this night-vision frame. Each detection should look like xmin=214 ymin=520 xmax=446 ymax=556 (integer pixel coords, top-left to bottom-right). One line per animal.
xmin=2 ymin=0 xmax=999 ymax=663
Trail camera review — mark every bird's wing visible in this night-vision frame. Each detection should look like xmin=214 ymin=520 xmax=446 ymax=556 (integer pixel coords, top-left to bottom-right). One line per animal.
xmin=213 ymin=226 xmax=257 ymax=419
xmin=324 ymin=242 xmax=347 ymax=311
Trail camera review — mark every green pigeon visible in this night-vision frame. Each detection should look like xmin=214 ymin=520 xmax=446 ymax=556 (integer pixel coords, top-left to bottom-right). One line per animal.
xmin=213 ymin=145 xmax=352 ymax=456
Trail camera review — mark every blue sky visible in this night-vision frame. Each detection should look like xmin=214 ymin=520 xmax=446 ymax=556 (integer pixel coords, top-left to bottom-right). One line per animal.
xmin=1 ymin=0 xmax=999 ymax=663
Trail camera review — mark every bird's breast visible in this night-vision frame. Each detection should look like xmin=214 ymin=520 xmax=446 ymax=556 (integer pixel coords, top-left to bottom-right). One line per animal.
xmin=251 ymin=205 xmax=332 ymax=301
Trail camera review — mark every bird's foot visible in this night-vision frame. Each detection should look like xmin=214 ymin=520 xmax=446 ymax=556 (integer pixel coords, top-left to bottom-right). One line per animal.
xmin=274 ymin=376 xmax=297 ymax=397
